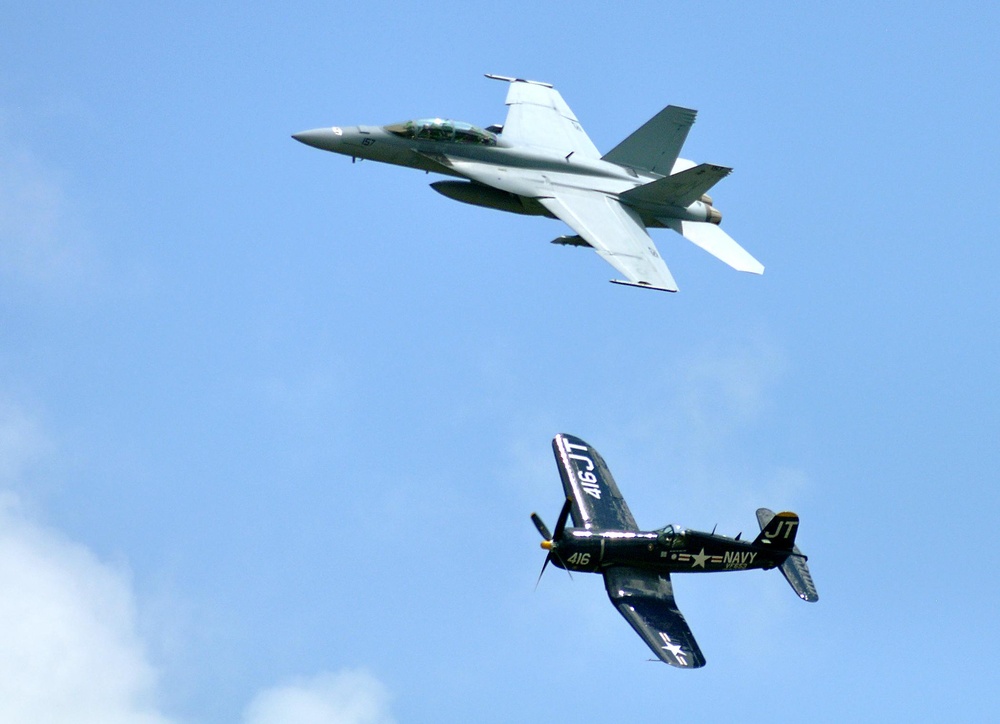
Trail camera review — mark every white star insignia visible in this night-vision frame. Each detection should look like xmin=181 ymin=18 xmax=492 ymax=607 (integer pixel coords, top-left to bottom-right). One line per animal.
xmin=690 ymin=548 xmax=709 ymax=568
xmin=659 ymin=632 xmax=688 ymax=665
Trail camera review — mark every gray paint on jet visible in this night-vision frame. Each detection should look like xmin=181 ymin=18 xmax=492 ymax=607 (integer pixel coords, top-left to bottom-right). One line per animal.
xmin=293 ymin=75 xmax=764 ymax=293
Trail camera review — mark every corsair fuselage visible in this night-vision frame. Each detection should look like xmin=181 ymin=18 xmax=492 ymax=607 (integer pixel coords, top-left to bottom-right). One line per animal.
xmin=547 ymin=526 xmax=792 ymax=575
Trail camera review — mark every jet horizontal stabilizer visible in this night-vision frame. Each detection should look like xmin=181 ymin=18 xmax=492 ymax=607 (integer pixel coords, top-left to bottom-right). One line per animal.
xmin=621 ymin=163 xmax=732 ymax=210
xmin=663 ymin=219 xmax=764 ymax=275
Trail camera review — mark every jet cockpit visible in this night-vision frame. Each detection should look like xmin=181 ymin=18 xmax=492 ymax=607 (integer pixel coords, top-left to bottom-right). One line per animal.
xmin=385 ymin=118 xmax=498 ymax=146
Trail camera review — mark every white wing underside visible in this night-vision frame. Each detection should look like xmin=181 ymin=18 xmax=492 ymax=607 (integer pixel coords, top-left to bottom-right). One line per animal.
xmin=538 ymin=193 xmax=678 ymax=292
xmin=443 ymin=156 xmax=677 ymax=292
xmin=456 ymin=80 xmax=677 ymax=291
xmin=662 ymin=219 xmax=764 ymax=274
xmin=493 ymin=78 xmax=601 ymax=159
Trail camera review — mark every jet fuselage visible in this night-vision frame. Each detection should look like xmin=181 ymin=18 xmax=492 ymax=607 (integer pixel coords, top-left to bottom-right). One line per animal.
xmin=292 ymin=123 xmax=719 ymax=225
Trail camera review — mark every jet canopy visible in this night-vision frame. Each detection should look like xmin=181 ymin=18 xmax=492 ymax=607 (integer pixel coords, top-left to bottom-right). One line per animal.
xmin=385 ymin=118 xmax=498 ymax=146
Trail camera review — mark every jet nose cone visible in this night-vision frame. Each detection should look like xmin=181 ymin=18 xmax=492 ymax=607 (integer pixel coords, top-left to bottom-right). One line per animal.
xmin=291 ymin=127 xmax=342 ymax=150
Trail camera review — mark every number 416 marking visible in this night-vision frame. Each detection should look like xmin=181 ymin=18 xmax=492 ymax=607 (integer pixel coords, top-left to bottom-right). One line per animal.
xmin=567 ymin=552 xmax=591 ymax=565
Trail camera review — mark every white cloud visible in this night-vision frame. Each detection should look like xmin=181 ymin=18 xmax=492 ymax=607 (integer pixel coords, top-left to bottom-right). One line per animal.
xmin=243 ymin=670 xmax=396 ymax=724
xmin=0 ymin=496 xmax=398 ymax=724
xmin=0 ymin=493 xmax=173 ymax=724
xmin=0 ymin=402 xmax=397 ymax=724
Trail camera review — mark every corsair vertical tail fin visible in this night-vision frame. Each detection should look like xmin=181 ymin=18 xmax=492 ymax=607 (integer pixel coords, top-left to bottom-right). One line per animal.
xmin=753 ymin=509 xmax=800 ymax=550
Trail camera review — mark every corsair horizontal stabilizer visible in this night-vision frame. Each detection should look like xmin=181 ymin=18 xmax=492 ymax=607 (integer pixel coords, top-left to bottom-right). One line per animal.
xmin=621 ymin=164 xmax=732 ymax=209
xmin=603 ymin=106 xmax=697 ymax=176
xmin=779 ymin=552 xmax=819 ymax=602
xmin=663 ymin=219 xmax=764 ymax=275
xmin=756 ymin=508 xmax=818 ymax=602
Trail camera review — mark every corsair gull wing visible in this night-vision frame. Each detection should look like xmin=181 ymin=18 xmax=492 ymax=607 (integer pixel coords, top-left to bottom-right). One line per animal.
xmin=604 ymin=567 xmax=706 ymax=668
xmin=552 ymin=434 xmax=639 ymax=531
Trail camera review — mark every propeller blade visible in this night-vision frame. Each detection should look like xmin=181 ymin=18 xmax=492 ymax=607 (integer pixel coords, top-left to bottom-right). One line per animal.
xmin=534 ymin=553 xmax=552 ymax=590
xmin=530 ymin=512 xmax=551 ymax=541
xmin=553 ymin=498 xmax=572 ymax=540
xmin=533 ymin=500 xmax=575 ymax=590
xmin=551 ymin=549 xmax=573 ymax=581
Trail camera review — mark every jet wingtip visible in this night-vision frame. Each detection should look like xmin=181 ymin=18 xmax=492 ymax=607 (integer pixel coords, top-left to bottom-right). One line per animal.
xmin=609 ymin=279 xmax=678 ymax=293
xmin=484 ymin=73 xmax=553 ymax=88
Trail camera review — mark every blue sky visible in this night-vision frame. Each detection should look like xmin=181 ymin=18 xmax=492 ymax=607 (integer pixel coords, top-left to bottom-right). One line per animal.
xmin=2 ymin=2 xmax=999 ymax=721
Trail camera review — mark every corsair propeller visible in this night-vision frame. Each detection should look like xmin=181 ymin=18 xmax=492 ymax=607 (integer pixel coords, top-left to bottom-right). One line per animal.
xmin=530 ymin=498 xmax=573 ymax=587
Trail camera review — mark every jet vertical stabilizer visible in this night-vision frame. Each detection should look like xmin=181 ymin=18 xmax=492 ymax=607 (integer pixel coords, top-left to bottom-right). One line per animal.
xmin=602 ymin=105 xmax=697 ymax=176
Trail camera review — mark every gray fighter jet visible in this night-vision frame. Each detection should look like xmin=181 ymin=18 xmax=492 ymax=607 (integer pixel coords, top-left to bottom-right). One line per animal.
xmin=293 ymin=75 xmax=763 ymax=292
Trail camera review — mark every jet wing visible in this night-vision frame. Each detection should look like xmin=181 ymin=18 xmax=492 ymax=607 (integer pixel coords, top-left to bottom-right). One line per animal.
xmin=552 ymin=434 xmax=638 ymax=531
xmin=604 ymin=567 xmax=706 ymax=668
xmin=538 ymin=192 xmax=678 ymax=291
xmin=439 ymin=156 xmax=677 ymax=291
xmin=486 ymin=75 xmax=601 ymax=159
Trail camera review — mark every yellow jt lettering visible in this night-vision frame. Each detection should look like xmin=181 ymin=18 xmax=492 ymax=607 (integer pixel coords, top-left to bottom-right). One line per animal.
xmin=765 ymin=520 xmax=799 ymax=540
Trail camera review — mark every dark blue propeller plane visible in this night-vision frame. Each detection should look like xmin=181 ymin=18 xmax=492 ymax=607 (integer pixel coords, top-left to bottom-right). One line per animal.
xmin=531 ymin=434 xmax=818 ymax=668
